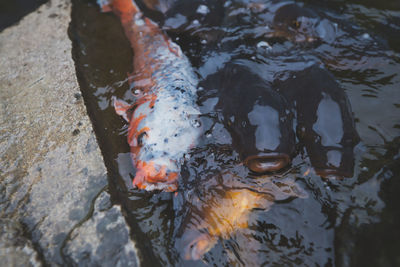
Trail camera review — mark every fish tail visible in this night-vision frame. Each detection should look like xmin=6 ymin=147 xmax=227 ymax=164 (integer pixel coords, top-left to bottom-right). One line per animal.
xmin=98 ymin=0 xmax=139 ymax=18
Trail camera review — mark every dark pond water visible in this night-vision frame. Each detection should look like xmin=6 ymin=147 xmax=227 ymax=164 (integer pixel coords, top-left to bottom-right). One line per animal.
xmin=69 ymin=0 xmax=400 ymax=266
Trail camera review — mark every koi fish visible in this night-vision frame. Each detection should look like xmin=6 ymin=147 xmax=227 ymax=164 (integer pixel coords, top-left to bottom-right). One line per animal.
xmin=176 ymin=172 xmax=308 ymax=260
xmin=271 ymin=3 xmax=337 ymax=44
xmin=99 ymin=0 xmax=201 ymax=191
xmin=179 ymin=189 xmax=272 ymax=260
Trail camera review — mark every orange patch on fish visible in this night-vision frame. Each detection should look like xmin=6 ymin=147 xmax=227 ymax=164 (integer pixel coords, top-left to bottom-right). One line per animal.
xmin=111 ymin=0 xmax=137 ymax=21
xmin=127 ymin=114 xmax=146 ymax=146
xmin=133 ymin=160 xmax=178 ymax=191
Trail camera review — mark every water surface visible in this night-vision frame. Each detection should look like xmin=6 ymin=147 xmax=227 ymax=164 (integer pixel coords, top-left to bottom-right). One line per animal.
xmin=69 ymin=0 xmax=400 ymax=266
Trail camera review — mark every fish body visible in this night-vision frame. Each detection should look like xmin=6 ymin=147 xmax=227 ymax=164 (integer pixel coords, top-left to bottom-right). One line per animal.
xmin=202 ymin=189 xmax=271 ymax=237
xmin=274 ymin=65 xmax=360 ymax=179
xmin=180 ymin=189 xmax=272 ymax=260
xmin=101 ymin=0 xmax=201 ymax=191
xmin=176 ymin=171 xmax=308 ymax=260
xmin=201 ymin=62 xmax=295 ymax=174
xmin=271 ymin=3 xmax=337 ymax=43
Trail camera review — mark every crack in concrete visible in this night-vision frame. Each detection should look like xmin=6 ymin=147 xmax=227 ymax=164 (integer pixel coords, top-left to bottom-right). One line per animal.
xmin=59 ymin=184 xmax=108 ymax=265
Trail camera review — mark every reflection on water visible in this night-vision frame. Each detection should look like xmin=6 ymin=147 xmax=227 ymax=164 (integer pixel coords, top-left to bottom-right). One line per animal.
xmin=69 ymin=0 xmax=400 ymax=266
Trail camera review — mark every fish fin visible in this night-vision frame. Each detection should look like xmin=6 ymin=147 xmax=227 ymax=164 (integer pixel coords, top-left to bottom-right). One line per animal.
xmin=272 ymin=177 xmax=309 ymax=200
xmin=127 ymin=71 xmax=137 ymax=86
xmin=186 ymin=107 xmax=201 ymax=116
xmin=112 ymin=96 xmax=133 ymax=122
xmin=161 ymin=32 xmax=181 ymax=57
xmin=141 ymin=0 xmax=175 ymax=14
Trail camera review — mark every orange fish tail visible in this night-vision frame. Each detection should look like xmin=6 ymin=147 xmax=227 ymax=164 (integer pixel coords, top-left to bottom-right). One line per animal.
xmin=101 ymin=0 xmax=139 ymax=21
xmin=113 ymin=0 xmax=138 ymax=16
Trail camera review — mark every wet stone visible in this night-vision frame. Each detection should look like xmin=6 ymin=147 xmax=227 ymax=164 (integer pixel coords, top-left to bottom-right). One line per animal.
xmin=0 ymin=219 xmax=42 ymax=267
xmin=0 ymin=0 xmax=139 ymax=265
xmin=63 ymin=192 xmax=139 ymax=266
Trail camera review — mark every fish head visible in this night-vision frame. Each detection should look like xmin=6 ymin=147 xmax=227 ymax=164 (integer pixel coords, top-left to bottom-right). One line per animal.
xmin=177 ymin=229 xmax=217 ymax=261
xmin=114 ymin=96 xmax=181 ymax=191
xmin=271 ymin=3 xmax=336 ymax=44
xmin=212 ymin=62 xmax=295 ymax=174
xmin=132 ymin=159 xmax=179 ymax=191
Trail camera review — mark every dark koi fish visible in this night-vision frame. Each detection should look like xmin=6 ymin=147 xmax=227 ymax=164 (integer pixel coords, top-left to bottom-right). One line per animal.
xmin=99 ymin=0 xmax=201 ymax=191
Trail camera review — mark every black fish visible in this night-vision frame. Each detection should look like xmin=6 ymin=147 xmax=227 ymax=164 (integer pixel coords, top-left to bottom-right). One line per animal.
xmin=275 ymin=65 xmax=360 ymax=178
xmin=201 ymin=62 xmax=296 ymax=173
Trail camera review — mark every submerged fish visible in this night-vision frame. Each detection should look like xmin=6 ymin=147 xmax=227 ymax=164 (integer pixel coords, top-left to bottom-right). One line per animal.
xmin=176 ymin=171 xmax=308 ymax=260
xmin=271 ymin=3 xmax=337 ymax=44
xmin=99 ymin=0 xmax=201 ymax=191
xmin=179 ymin=189 xmax=271 ymax=260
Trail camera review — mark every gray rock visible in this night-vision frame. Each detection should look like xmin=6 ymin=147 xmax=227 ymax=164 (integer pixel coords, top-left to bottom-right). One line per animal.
xmin=0 ymin=219 xmax=42 ymax=267
xmin=0 ymin=0 xmax=139 ymax=265
xmin=63 ymin=192 xmax=140 ymax=267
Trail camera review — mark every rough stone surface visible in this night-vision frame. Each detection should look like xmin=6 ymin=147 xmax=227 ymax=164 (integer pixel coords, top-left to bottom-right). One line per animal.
xmin=0 ymin=218 xmax=42 ymax=267
xmin=0 ymin=0 xmax=139 ymax=265
xmin=64 ymin=192 xmax=139 ymax=266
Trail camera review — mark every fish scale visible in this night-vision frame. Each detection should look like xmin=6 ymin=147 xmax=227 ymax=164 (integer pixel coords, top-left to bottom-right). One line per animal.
xmin=101 ymin=0 xmax=201 ymax=191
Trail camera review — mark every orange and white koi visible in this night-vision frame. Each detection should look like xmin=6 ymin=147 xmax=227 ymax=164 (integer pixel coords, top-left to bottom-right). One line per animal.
xmin=99 ymin=0 xmax=201 ymax=191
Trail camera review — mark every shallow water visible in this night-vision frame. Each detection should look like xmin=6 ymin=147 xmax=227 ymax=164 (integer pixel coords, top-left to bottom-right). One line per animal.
xmin=69 ymin=0 xmax=400 ymax=266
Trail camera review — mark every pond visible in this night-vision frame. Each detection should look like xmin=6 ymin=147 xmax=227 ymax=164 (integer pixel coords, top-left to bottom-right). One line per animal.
xmin=69 ymin=0 xmax=400 ymax=266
